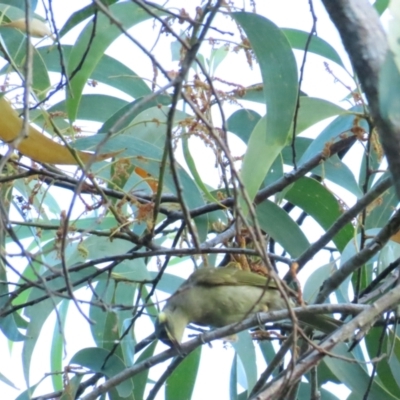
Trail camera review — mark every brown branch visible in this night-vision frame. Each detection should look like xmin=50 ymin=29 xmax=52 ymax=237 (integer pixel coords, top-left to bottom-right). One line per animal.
xmin=81 ymin=303 xmax=366 ymax=400
xmin=316 ymin=208 xmax=400 ymax=304
xmin=286 ymin=175 xmax=393 ymax=280
xmin=254 ymin=285 xmax=400 ymax=399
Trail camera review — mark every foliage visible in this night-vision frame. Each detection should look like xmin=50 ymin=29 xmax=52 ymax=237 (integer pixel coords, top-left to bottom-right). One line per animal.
xmin=0 ymin=1 xmax=399 ymax=399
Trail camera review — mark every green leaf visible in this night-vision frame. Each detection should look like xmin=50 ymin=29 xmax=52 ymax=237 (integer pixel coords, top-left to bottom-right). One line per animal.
xmin=9 ymin=216 xmax=119 ymax=242
xmin=317 ymin=357 xmax=342 ymax=386
xmin=0 ymin=28 xmax=50 ymax=98
xmin=313 ymin=155 xmax=363 ymax=198
xmin=245 ymin=98 xmax=347 ymax=187
xmin=209 ymin=45 xmax=230 ymax=75
xmin=233 ymin=12 xmax=298 ymax=205
xmin=227 ymin=109 xmax=261 ymax=144
xmin=337 ymin=266 xmax=356 ymax=304
xmin=291 ymin=97 xmax=346 ymax=135
xmin=303 ymin=262 xmax=337 ymax=303
xmin=230 ymin=353 xmax=249 ymax=400
xmin=66 ymin=2 xmax=164 ymax=121
xmin=132 ymin=341 xmax=157 ymax=400
xmin=103 ymin=303 xmax=123 ymax=360
xmin=89 ymin=280 xmax=115 ymax=349
xmin=0 ymin=0 xmax=38 ymax=12
xmin=31 ymin=45 xmax=52 ymax=99
xmin=182 ymin=135 xmax=219 ymax=203
xmin=41 ymin=94 xmax=128 ymax=125
xmin=388 ymin=327 xmax=400 ymax=387
xmin=232 ymin=331 xmax=257 ymax=393
xmin=281 ymin=137 xmax=312 ymax=164
xmin=59 ymin=0 xmax=118 ymax=38
xmin=232 ymin=12 xmax=298 ymax=134
xmin=60 ymin=375 xmax=83 ymax=400
xmin=114 ymin=105 xmax=186 ymax=148
xmin=256 ymin=200 xmax=310 ymax=257
xmin=230 ymin=353 xmax=239 ymax=400
xmin=51 ymin=300 xmax=69 ymax=391
xmin=340 ymin=229 xmax=381 ymax=266
xmin=298 ymin=382 xmax=341 ymax=400
xmin=74 ymin=134 xmax=209 ymax=240
xmin=365 ymin=175 xmax=398 ymax=229
xmin=379 ymin=51 xmax=400 ymax=126
xmin=70 ymin=347 xmax=133 ymax=398
xmin=233 ymin=83 xmax=266 ymax=103
xmin=38 ymin=45 xmax=151 ymax=99
xmin=298 ymin=108 xmax=364 ymax=165
xmin=365 ymin=329 xmax=400 ymax=397
xmin=377 ymin=241 xmax=400 ymax=275
xmin=263 ymin=155 xmax=284 ymax=187
xmin=258 ymin=341 xmax=277 ymax=376
xmin=240 ymin=116 xmax=280 ymax=203
xmin=89 ymin=52 xmax=152 ymax=98
xmin=358 ymin=130 xmax=384 ymax=189
xmin=0 ymin=174 xmax=26 ymax=342
xmin=0 ymin=370 xmax=18 ymax=389
xmin=69 ymin=235 xmax=134 ymax=263
xmin=0 ymin=4 xmax=29 ymax=20
xmin=282 ymin=28 xmax=345 ymax=68
xmin=0 ymin=306 xmax=26 ymax=342
xmin=99 ymin=95 xmax=171 ymax=134
xmin=285 ymin=177 xmax=355 ymax=251
xmin=22 ymin=267 xmax=99 ymax=385
xmin=166 ymin=347 xmax=202 ymax=400
xmin=15 ymin=383 xmax=40 ymax=400
xmin=88 ymin=260 xmax=140 ymax=362
xmin=323 ymin=343 xmax=399 ymax=399
xmin=282 ymin=137 xmax=362 ymax=197
xmin=374 ymin=0 xmax=390 ymax=14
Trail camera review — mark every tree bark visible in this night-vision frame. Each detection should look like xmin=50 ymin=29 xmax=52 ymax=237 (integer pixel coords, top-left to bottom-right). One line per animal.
xmin=322 ymin=0 xmax=400 ymax=199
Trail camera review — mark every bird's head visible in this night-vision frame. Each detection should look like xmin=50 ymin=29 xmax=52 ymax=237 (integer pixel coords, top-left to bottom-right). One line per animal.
xmin=155 ymin=306 xmax=188 ymax=347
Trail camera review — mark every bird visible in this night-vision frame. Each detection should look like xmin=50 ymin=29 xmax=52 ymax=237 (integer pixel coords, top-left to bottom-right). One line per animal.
xmin=155 ymin=266 xmax=342 ymax=347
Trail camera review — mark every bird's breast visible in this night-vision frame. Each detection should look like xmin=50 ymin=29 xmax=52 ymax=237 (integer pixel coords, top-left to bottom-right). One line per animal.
xmin=173 ymin=284 xmax=287 ymax=327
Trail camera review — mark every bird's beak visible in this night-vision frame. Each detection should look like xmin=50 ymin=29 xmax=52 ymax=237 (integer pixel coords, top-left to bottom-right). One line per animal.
xmin=155 ymin=312 xmax=178 ymax=347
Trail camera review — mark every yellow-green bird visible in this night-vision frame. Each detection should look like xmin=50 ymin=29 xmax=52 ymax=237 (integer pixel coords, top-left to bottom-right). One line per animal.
xmin=155 ymin=267 xmax=341 ymax=347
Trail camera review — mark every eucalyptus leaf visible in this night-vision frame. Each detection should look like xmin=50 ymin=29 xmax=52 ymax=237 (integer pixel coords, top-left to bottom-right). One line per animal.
xmin=285 ymin=177 xmax=355 ymax=251
xmin=233 ymin=12 xmax=298 ymax=206
xmin=282 ymin=28 xmax=345 ymax=68
xmin=324 ymin=343 xmax=399 ymax=399
xmin=232 ymin=331 xmax=257 ymax=393
xmin=66 ymin=2 xmax=164 ymax=121
xmin=166 ymin=346 xmax=202 ymax=400
xmin=70 ymin=347 xmax=133 ymax=397
xmin=257 ymin=200 xmax=310 ymax=258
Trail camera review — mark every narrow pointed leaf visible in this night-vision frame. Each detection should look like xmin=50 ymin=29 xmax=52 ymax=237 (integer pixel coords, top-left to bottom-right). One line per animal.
xmin=233 ymin=13 xmax=298 ymax=205
xmin=66 ymin=2 xmax=164 ymax=121
xmin=282 ymin=28 xmax=345 ymax=68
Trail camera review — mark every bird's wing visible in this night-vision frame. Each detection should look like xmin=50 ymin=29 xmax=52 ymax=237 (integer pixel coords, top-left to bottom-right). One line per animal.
xmin=187 ymin=267 xmax=278 ymax=289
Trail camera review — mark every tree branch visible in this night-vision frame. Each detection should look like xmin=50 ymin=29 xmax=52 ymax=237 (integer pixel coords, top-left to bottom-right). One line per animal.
xmin=316 ymin=208 xmax=400 ymax=303
xmin=321 ymin=0 xmax=400 ymax=200
xmin=254 ymin=284 xmax=400 ymax=399
xmin=81 ymin=303 xmax=366 ymax=400
xmin=290 ymin=175 xmax=392 ymax=277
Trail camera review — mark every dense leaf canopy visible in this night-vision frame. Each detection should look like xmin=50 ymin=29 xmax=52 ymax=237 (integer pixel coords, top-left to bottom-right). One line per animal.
xmin=1 ymin=1 xmax=400 ymax=399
